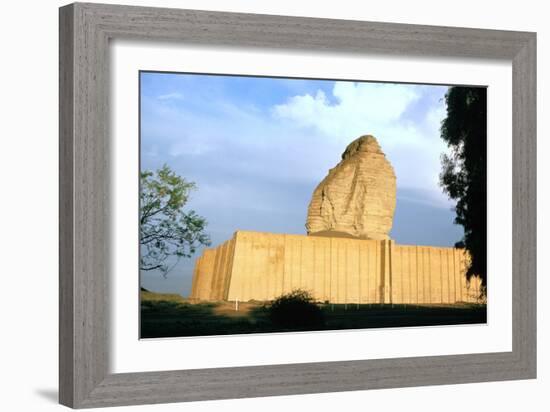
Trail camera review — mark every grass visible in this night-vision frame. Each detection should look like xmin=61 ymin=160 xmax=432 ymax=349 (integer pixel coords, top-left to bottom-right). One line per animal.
xmin=140 ymin=291 xmax=487 ymax=339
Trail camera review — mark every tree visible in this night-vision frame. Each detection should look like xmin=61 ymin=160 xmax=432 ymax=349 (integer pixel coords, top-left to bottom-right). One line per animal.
xmin=267 ymin=289 xmax=325 ymax=330
xmin=140 ymin=164 xmax=211 ymax=276
xmin=439 ymin=87 xmax=487 ymax=292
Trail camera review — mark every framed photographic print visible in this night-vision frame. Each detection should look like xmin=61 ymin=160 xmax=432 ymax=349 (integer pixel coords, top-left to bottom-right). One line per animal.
xmin=138 ymin=71 xmax=489 ymax=338
xmin=59 ymin=2 xmax=536 ymax=408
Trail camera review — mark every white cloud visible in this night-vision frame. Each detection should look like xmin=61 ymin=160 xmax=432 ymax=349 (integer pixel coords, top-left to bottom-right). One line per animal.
xmin=426 ymin=101 xmax=446 ymax=133
xmin=144 ymin=81 xmax=453 ymax=207
xmin=272 ymin=82 xmax=452 ymax=206
xmin=156 ymin=92 xmax=184 ymax=101
xmin=168 ymin=140 xmax=216 ymax=157
xmin=272 ymin=82 xmax=420 ymax=146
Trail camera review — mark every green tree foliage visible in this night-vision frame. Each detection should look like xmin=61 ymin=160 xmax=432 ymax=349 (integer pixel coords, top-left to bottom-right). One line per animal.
xmin=268 ymin=289 xmax=325 ymax=330
xmin=140 ymin=164 xmax=211 ymax=275
xmin=440 ymin=87 xmax=487 ymax=291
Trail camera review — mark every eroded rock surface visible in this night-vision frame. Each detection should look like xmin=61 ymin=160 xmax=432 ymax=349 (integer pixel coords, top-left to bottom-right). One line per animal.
xmin=306 ymin=135 xmax=396 ymax=240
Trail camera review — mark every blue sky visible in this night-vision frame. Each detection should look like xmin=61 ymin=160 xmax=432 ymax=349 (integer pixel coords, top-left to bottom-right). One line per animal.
xmin=139 ymin=72 xmax=463 ymax=296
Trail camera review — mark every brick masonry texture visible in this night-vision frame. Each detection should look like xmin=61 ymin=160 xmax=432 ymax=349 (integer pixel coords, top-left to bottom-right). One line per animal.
xmin=190 ymin=231 xmax=482 ymax=304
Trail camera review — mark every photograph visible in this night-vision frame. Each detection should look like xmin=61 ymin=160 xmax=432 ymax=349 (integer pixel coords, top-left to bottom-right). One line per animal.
xmin=139 ymin=71 xmax=487 ymax=339
xmin=2 ymin=0 xmax=541 ymax=410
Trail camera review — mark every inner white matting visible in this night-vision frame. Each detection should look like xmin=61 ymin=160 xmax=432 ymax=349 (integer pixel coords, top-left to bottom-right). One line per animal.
xmin=110 ymin=40 xmax=512 ymax=374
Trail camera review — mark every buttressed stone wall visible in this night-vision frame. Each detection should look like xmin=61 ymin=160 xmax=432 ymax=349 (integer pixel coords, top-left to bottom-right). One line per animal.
xmin=190 ymin=231 xmax=483 ymax=304
xmin=306 ymin=135 xmax=396 ymax=240
xmin=190 ymin=134 xmax=483 ymax=304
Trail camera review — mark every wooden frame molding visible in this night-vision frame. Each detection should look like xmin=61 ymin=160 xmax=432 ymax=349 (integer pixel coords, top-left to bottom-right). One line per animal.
xmin=59 ymin=2 xmax=536 ymax=408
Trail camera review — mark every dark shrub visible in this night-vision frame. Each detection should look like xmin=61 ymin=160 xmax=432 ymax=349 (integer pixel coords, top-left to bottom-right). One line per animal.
xmin=267 ymin=289 xmax=325 ymax=330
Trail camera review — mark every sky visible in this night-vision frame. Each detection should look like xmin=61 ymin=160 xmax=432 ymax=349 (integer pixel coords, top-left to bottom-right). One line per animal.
xmin=139 ymin=71 xmax=464 ymax=296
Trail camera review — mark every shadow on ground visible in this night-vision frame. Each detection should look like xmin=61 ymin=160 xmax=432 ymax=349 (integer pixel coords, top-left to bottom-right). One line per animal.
xmin=140 ymin=291 xmax=487 ymax=339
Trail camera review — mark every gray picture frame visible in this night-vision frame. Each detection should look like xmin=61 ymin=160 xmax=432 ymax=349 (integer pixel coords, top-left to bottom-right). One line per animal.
xmin=59 ymin=2 xmax=536 ymax=409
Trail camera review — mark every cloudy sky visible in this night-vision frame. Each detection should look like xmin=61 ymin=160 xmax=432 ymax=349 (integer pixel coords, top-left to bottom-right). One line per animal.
xmin=139 ymin=72 xmax=463 ymax=296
